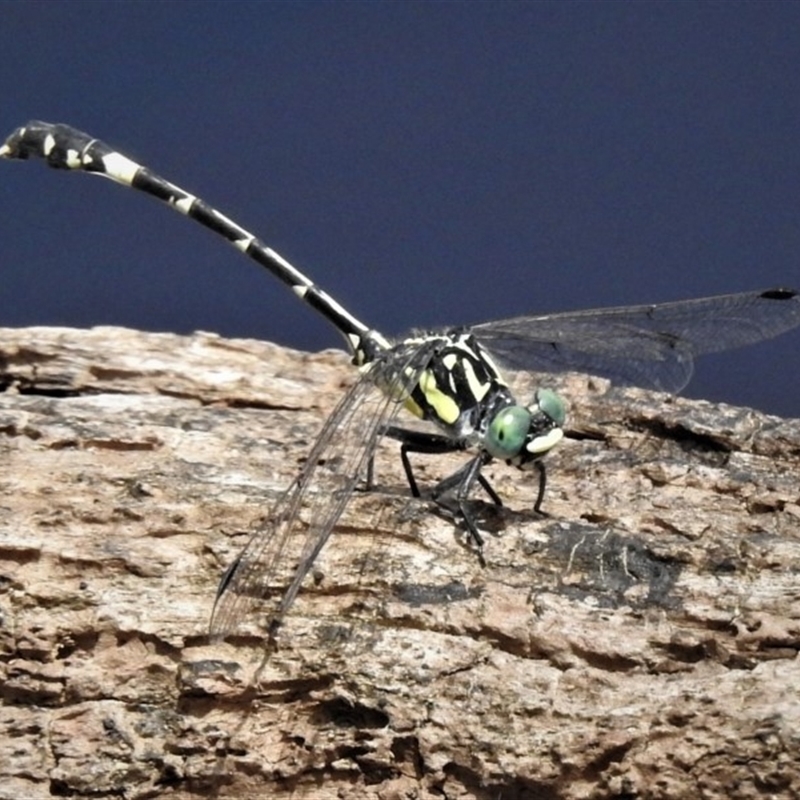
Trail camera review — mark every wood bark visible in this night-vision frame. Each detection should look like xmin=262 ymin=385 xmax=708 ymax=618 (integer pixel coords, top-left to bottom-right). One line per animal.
xmin=1 ymin=325 xmax=798 ymax=800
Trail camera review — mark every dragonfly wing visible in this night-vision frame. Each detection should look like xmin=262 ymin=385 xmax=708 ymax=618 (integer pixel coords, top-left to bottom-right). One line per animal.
xmin=209 ymin=339 xmax=438 ymax=639
xmin=469 ymin=288 xmax=800 ymax=393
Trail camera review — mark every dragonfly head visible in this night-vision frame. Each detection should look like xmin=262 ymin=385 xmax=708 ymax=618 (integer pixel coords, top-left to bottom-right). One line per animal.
xmin=483 ymin=388 xmax=566 ymax=467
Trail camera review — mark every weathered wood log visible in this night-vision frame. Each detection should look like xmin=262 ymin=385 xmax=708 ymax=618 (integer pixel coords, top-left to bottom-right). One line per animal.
xmin=1 ymin=326 xmax=798 ymax=800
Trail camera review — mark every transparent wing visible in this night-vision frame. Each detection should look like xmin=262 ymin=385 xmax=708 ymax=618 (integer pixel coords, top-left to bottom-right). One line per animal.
xmin=209 ymin=339 xmax=438 ymax=639
xmin=468 ymin=288 xmax=800 ymax=392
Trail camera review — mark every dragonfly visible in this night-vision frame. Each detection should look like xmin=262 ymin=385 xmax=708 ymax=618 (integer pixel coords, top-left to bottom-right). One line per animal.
xmin=3 ymin=121 xmax=799 ymax=640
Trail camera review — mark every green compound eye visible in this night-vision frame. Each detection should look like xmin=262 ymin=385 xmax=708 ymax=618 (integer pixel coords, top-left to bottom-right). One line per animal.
xmin=535 ymin=388 xmax=566 ymax=427
xmin=485 ymin=405 xmax=532 ymax=459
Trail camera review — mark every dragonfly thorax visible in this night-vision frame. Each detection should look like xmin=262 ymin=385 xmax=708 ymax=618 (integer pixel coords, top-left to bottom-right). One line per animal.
xmin=402 ymin=331 xmax=567 ymax=462
xmin=403 ymin=332 xmax=511 ymax=435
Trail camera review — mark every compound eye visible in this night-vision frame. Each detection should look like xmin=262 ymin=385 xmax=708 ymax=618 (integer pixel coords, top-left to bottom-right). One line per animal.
xmin=534 ymin=388 xmax=566 ymax=427
xmin=485 ymin=406 xmax=531 ymax=459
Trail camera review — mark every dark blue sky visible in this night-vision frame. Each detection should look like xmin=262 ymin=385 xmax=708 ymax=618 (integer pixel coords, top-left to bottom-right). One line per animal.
xmin=2 ymin=1 xmax=799 ymax=416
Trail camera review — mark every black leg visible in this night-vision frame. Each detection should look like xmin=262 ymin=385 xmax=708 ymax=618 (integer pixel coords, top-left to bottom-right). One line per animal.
xmin=533 ymin=461 xmax=547 ymax=513
xmin=477 ymin=473 xmax=503 ymax=507
xmin=365 ymin=428 xmax=430 ymax=493
xmin=370 ymin=426 xmax=547 ymax=563
xmin=443 ymin=454 xmax=489 ymax=554
xmin=374 ymin=425 xmax=548 ymax=516
xmin=380 ymin=425 xmax=503 ymax=505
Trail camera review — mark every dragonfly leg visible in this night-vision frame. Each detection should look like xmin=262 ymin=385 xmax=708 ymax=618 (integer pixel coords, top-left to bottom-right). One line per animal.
xmin=379 ymin=425 xmax=503 ymax=504
xmin=533 ymin=461 xmax=547 ymax=514
xmin=478 ymin=473 xmax=503 ymax=507
xmin=430 ymin=453 xmax=489 ymax=555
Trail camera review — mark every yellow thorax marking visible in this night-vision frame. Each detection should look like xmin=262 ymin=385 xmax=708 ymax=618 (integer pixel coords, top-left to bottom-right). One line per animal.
xmin=461 ymin=357 xmax=491 ymax=402
xmin=415 ymin=369 xmax=460 ymax=424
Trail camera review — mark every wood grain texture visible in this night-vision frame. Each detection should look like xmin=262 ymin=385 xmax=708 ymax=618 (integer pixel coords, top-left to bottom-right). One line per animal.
xmin=1 ymin=326 xmax=798 ymax=799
